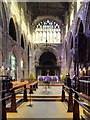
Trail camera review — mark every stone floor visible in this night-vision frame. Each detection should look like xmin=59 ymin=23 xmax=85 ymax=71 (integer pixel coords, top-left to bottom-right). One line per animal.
xmin=31 ymin=85 xmax=63 ymax=96
xmin=7 ymin=85 xmax=73 ymax=119
xmin=7 ymin=85 xmax=83 ymax=119
xmin=7 ymin=101 xmax=73 ymax=119
xmin=17 ymin=85 xmax=68 ymax=97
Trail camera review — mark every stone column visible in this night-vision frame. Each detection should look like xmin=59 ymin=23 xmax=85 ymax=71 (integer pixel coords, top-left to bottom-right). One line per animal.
xmin=29 ymin=52 xmax=32 ymax=76
xmin=17 ymin=45 xmax=22 ymax=80
xmin=0 ymin=20 xmax=2 ymax=120
xmin=0 ymin=29 xmax=2 ymax=75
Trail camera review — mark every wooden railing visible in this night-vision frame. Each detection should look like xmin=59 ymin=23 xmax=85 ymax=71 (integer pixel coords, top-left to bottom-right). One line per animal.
xmin=1 ymin=83 xmax=28 ymax=120
xmin=73 ymin=90 xmax=90 ymax=120
xmin=0 ymin=76 xmax=12 ymax=120
xmin=9 ymin=84 xmax=28 ymax=112
xmin=1 ymin=78 xmax=38 ymax=120
xmin=27 ymin=81 xmax=38 ymax=93
xmin=61 ymin=85 xmax=73 ymax=112
xmin=79 ymin=79 xmax=90 ymax=96
xmin=62 ymin=84 xmax=90 ymax=120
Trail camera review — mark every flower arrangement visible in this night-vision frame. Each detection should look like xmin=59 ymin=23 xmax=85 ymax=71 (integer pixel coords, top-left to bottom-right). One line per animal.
xmin=44 ymin=75 xmax=51 ymax=83
xmin=53 ymin=76 xmax=57 ymax=81
xmin=39 ymin=76 xmax=43 ymax=81
xmin=28 ymin=72 xmax=36 ymax=83
xmin=60 ymin=73 xmax=66 ymax=83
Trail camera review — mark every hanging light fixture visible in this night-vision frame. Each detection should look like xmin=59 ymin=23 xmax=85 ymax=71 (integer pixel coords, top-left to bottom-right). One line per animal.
xmin=45 ymin=39 xmax=48 ymax=47
xmin=45 ymin=21 xmax=48 ymax=47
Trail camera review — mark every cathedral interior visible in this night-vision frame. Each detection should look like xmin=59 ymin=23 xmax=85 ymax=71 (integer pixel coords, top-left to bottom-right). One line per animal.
xmin=0 ymin=1 xmax=90 ymax=120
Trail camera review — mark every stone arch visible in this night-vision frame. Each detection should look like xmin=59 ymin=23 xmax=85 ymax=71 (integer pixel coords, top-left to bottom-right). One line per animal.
xmin=13 ymin=15 xmax=20 ymax=43
xmin=9 ymin=17 xmax=17 ymax=41
xmin=85 ymin=2 xmax=90 ymax=64
xmin=78 ymin=20 xmax=83 ymax=33
xmin=75 ymin=17 xmax=88 ymax=75
xmin=8 ymin=15 xmax=20 ymax=43
xmin=86 ymin=2 xmax=90 ymax=36
xmin=75 ymin=18 xmax=85 ymax=63
xmin=75 ymin=17 xmax=85 ymax=36
xmin=0 ymin=4 xmax=3 ymax=28
xmin=77 ymin=20 xmax=85 ymax=64
xmin=34 ymin=46 xmax=60 ymax=66
xmin=34 ymin=46 xmax=61 ymax=77
xmin=1 ymin=2 xmax=7 ymax=31
xmin=39 ymin=51 xmax=57 ymax=66
xmin=21 ymin=34 xmax=24 ymax=49
xmin=32 ymin=15 xmax=63 ymax=27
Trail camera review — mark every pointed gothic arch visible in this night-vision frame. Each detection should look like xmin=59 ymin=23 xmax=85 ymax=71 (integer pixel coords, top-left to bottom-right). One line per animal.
xmin=9 ymin=18 xmax=17 ymax=41
xmin=21 ymin=34 xmax=24 ymax=49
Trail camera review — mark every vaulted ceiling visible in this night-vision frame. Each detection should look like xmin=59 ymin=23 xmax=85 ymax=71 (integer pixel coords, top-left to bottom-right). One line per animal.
xmin=26 ymin=2 xmax=70 ymax=23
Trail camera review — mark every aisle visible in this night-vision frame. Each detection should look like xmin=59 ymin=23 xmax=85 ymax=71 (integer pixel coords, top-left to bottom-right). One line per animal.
xmin=7 ymin=85 xmax=73 ymax=119
xmin=7 ymin=101 xmax=73 ymax=119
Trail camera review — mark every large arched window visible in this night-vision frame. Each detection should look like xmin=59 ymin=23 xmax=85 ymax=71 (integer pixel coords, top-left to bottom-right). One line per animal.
xmin=34 ymin=19 xmax=61 ymax=43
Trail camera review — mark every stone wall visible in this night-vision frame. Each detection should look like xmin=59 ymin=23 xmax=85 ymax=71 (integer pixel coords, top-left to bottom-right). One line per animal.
xmin=0 ymin=2 xmax=32 ymax=80
xmin=62 ymin=2 xmax=90 ymax=77
xmin=0 ymin=1 xmax=90 ymax=80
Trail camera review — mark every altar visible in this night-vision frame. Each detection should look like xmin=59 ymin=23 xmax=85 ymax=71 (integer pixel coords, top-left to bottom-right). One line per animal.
xmin=38 ymin=75 xmax=58 ymax=94
xmin=38 ymin=75 xmax=58 ymax=83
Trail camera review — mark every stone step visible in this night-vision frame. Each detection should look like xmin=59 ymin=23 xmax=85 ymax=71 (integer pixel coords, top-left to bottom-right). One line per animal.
xmin=16 ymin=94 xmax=62 ymax=101
xmin=30 ymin=98 xmax=61 ymax=101
xmin=16 ymin=95 xmax=61 ymax=98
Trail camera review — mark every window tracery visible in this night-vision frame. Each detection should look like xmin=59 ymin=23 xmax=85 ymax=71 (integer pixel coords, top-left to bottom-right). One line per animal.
xmin=34 ymin=19 xmax=61 ymax=43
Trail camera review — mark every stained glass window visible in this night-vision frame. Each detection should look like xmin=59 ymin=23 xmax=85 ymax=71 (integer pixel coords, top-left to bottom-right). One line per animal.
xmin=10 ymin=55 xmax=16 ymax=80
xmin=21 ymin=58 xmax=24 ymax=69
xmin=34 ymin=19 xmax=61 ymax=43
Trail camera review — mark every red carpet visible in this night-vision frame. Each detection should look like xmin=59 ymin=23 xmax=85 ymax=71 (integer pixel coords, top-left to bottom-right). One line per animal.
xmin=38 ymin=83 xmax=64 ymax=86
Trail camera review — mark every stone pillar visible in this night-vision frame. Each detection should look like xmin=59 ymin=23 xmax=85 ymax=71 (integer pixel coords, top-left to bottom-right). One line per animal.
xmin=0 ymin=28 xmax=2 ymax=75
xmin=29 ymin=52 xmax=32 ymax=75
xmin=2 ymin=30 xmax=7 ymax=75
xmin=25 ymin=53 xmax=28 ymax=79
xmin=17 ymin=46 xmax=22 ymax=80
xmin=0 ymin=20 xmax=3 ymax=118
